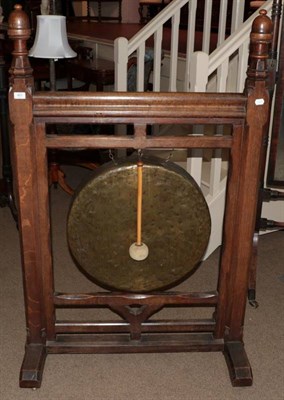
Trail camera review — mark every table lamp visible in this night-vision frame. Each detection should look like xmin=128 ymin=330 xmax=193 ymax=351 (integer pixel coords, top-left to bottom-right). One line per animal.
xmin=29 ymin=15 xmax=76 ymax=90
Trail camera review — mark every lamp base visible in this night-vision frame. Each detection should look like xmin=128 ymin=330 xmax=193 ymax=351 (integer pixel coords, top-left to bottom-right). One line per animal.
xmin=49 ymin=58 xmax=56 ymax=91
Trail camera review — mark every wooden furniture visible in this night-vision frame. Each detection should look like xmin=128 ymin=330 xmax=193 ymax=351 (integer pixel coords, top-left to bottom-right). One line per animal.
xmin=8 ymin=5 xmax=273 ymax=389
xmin=66 ymin=0 xmax=122 ymax=22
xmin=248 ymin=0 xmax=283 ymax=306
xmin=67 ymin=55 xmax=115 ymax=91
xmin=66 ymin=47 xmax=155 ymax=92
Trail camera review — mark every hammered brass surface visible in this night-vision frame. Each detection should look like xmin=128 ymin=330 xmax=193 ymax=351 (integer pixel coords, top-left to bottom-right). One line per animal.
xmin=67 ymin=156 xmax=211 ymax=292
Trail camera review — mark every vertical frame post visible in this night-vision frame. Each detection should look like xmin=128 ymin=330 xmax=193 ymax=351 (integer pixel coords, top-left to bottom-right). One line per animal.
xmin=216 ymin=10 xmax=273 ymax=386
xmin=8 ymin=5 xmax=48 ymax=388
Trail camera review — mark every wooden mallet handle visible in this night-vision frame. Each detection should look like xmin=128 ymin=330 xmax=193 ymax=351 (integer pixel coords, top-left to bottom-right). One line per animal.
xmin=136 ymin=160 xmax=143 ymax=246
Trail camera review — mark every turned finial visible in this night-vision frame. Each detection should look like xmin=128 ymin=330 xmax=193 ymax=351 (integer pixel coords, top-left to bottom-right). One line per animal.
xmin=8 ymin=4 xmax=30 ymax=34
xmin=246 ymin=10 xmax=273 ymax=88
xmin=8 ymin=4 xmax=33 ymax=82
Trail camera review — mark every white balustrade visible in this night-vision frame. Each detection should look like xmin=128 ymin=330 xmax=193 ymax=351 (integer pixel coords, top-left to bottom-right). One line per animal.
xmin=137 ymin=44 xmax=146 ymax=92
xmin=208 ymin=2 xmax=272 ymax=77
xmin=114 ymin=0 xmax=270 ymax=94
xmin=231 ymin=0 xmax=246 ymax=33
xmin=202 ymin=0 xmax=213 ymax=53
xmin=114 ymin=36 xmax=128 ymax=91
xmin=186 ymin=51 xmax=209 ymax=185
xmin=237 ymin=38 xmax=250 ymax=92
xmin=153 ymin=27 xmax=163 ymax=91
xmin=114 ymin=0 xmax=190 ymax=92
xmin=218 ymin=0 xmax=229 ymax=45
xmin=112 ymin=0 xmax=274 ymax=257
xmin=168 ymin=10 xmax=181 ymax=92
xmin=184 ymin=0 xmax=197 ymax=91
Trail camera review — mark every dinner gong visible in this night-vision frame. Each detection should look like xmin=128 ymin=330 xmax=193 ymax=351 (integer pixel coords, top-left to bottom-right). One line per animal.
xmin=67 ymin=156 xmax=211 ymax=292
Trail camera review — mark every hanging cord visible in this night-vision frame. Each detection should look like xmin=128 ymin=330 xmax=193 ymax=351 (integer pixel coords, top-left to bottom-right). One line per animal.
xmin=137 ymin=148 xmax=143 ymax=161
xmin=165 ymin=150 xmax=174 ymax=162
xmin=108 ymin=149 xmax=117 ymax=165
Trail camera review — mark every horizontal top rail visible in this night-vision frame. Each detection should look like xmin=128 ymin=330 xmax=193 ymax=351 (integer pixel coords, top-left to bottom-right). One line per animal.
xmin=44 ymin=134 xmax=234 ymax=150
xmin=33 ymin=92 xmax=247 ymax=120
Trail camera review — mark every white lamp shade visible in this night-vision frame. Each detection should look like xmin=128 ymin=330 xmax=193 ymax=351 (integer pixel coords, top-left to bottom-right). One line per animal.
xmin=29 ymin=15 xmax=77 ymax=59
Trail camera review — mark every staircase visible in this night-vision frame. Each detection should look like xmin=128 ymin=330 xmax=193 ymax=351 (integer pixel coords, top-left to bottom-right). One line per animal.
xmin=114 ymin=0 xmax=269 ymax=92
xmin=113 ymin=0 xmax=283 ymax=258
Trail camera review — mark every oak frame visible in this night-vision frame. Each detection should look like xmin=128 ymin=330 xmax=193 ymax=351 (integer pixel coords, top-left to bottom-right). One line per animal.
xmin=8 ymin=5 xmax=272 ymax=389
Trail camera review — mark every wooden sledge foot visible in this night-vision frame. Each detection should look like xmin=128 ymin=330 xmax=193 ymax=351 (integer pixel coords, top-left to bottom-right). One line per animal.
xmin=19 ymin=344 xmax=46 ymax=388
xmin=224 ymin=341 xmax=253 ymax=387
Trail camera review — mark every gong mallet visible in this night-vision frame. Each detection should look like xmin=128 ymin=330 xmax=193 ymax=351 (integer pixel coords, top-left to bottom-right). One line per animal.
xmin=129 ymin=160 xmax=149 ymax=261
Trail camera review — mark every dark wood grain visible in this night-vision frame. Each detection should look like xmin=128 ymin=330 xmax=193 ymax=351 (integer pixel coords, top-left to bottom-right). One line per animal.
xmin=248 ymin=0 xmax=283 ymax=305
xmin=46 ymin=333 xmax=224 ymax=354
xmin=55 ymin=319 xmax=216 ymax=334
xmin=224 ymin=342 xmax=253 ymax=386
xmin=54 ymin=290 xmax=217 ymax=304
xmin=66 ymin=57 xmax=115 ymax=91
xmin=19 ymin=344 xmax=46 ymax=388
xmin=8 ymin=5 xmax=273 ymax=389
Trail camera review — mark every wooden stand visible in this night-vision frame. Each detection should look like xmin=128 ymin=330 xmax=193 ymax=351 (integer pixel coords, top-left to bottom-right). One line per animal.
xmin=0 ymin=28 xmax=18 ymax=223
xmin=8 ymin=5 xmax=272 ymax=389
xmin=248 ymin=0 xmax=283 ymax=306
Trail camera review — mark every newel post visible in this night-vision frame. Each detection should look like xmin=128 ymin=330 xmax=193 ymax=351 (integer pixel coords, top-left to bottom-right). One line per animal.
xmin=8 ymin=5 xmax=45 ymax=349
xmin=8 ymin=4 xmax=33 ymax=91
xmin=245 ymin=10 xmax=273 ymax=93
xmin=215 ymin=11 xmax=273 ymax=387
xmin=226 ymin=10 xmax=273 ymax=340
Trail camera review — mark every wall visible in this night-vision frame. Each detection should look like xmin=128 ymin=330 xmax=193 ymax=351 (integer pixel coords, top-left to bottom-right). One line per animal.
xmin=78 ymin=1 xmax=140 ymax=23
xmin=122 ymin=0 xmax=140 ymax=23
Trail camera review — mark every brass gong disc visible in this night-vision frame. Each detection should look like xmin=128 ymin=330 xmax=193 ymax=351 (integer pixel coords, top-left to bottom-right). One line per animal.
xmin=67 ymin=156 xmax=211 ymax=292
